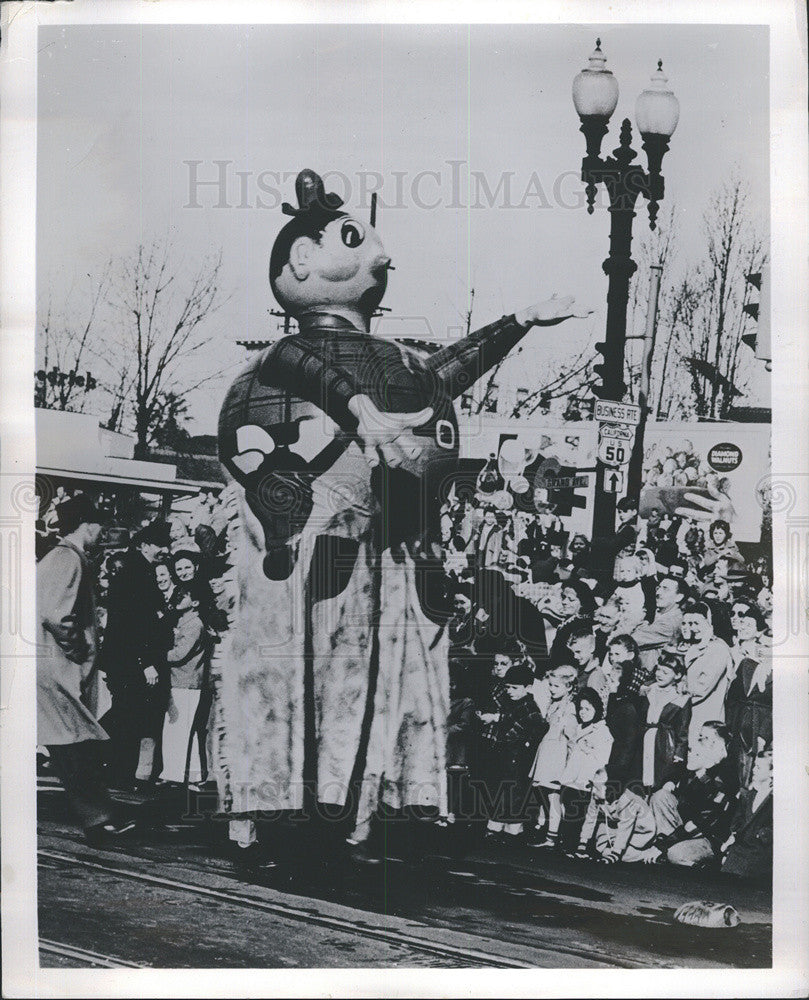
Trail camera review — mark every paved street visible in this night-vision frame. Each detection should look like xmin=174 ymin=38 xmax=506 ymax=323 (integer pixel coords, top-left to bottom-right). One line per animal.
xmin=37 ymin=785 xmax=771 ymax=970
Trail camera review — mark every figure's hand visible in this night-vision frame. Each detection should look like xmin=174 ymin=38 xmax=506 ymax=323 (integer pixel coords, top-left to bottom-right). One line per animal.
xmin=674 ymin=479 xmax=736 ymax=524
xmin=515 ymin=294 xmax=593 ymax=328
xmin=143 ymin=665 xmax=159 ymax=687
xmin=348 ymin=394 xmax=433 ymax=469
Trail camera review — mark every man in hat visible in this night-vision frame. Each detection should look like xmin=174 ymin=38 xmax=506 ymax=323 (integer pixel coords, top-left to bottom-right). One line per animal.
xmin=100 ymin=519 xmax=171 ymax=788
xmin=37 ymin=493 xmax=135 ymax=844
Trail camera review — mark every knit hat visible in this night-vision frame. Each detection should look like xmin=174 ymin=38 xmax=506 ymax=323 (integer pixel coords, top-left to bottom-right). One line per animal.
xmin=503 ymin=664 xmax=534 ymax=687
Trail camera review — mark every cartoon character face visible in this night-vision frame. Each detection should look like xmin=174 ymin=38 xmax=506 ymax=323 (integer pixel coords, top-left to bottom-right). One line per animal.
xmin=273 ymin=214 xmax=391 ymax=319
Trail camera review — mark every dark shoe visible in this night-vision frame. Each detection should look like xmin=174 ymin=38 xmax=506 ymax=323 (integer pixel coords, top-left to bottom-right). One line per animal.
xmin=85 ymin=819 xmax=136 ymax=847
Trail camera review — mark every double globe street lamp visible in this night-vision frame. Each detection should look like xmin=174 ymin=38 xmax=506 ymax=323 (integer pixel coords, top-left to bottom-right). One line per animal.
xmin=572 ymin=39 xmax=680 ymax=542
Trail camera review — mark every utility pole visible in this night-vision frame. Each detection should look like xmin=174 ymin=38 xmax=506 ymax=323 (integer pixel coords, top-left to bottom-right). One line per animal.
xmin=627 ymin=263 xmax=662 ymax=501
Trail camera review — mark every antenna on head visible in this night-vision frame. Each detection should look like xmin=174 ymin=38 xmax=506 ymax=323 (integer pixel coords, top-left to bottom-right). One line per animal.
xmin=370 ymin=192 xmax=378 ymax=228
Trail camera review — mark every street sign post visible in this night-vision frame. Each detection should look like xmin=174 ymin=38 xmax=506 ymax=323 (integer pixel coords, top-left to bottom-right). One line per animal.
xmin=603 ymin=468 xmax=626 ymax=493
xmin=594 ymin=399 xmax=641 ymax=426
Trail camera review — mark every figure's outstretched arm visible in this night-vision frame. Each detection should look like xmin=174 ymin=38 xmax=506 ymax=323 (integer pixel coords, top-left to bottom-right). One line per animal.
xmin=426 ymin=295 xmax=590 ymax=401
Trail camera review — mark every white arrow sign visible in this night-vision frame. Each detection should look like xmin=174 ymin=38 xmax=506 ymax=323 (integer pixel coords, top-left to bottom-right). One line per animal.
xmin=603 ymin=468 xmax=626 ymax=493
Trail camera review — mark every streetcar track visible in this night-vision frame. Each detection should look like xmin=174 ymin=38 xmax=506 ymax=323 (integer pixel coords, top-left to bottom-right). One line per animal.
xmin=38 ymin=846 xmax=648 ymax=969
xmin=39 ymin=938 xmax=147 ymax=969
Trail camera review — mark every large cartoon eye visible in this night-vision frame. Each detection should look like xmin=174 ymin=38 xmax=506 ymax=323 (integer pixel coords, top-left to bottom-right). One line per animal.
xmin=341 ymin=220 xmax=365 ymax=248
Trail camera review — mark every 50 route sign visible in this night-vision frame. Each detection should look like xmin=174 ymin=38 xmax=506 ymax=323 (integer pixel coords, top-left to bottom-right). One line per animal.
xmin=594 ymin=399 xmax=641 ymax=426
xmin=598 ymin=423 xmax=633 ymax=467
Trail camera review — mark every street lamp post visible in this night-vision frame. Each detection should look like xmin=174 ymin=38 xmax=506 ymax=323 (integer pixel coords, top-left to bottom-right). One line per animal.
xmin=572 ymin=40 xmax=679 ymax=543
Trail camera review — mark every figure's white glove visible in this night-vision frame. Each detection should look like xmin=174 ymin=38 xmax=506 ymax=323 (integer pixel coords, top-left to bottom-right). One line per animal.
xmin=348 ymin=394 xmax=434 ymax=469
xmin=674 ymin=479 xmax=737 ymax=524
xmin=515 ymin=294 xmax=592 ymax=328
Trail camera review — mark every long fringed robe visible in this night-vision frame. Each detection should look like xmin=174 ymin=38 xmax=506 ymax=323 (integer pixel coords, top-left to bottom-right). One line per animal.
xmin=211 ymin=328 xmax=450 ymax=841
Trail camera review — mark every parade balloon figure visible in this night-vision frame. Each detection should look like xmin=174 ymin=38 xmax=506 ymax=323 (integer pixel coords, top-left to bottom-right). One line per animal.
xmin=213 ymin=169 xmax=587 ymax=847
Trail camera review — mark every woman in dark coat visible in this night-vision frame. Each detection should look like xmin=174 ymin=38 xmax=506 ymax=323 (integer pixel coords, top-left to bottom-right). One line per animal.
xmin=725 ymin=656 xmax=772 ymax=788
xmin=605 ymin=664 xmax=643 ymax=797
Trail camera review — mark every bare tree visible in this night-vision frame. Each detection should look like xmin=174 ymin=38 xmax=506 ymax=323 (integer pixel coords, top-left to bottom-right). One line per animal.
xmin=35 ymin=269 xmax=109 ymax=411
xmin=98 ymin=241 xmax=229 ymax=457
xmin=628 ymin=179 xmax=765 ymax=421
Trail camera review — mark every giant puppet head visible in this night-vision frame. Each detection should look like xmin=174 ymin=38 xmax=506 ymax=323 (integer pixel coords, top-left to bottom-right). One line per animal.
xmin=269 ymin=169 xmax=391 ymax=323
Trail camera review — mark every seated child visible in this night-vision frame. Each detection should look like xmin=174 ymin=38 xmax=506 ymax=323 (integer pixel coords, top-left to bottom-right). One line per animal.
xmin=649 ymin=721 xmax=739 ymax=867
xmin=720 ymin=742 xmax=772 ymax=881
xmin=575 ymin=768 xmax=657 ymax=863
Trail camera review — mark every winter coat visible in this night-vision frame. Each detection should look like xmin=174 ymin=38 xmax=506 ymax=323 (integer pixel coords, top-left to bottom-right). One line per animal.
xmin=37 ymin=541 xmax=108 ymax=746
xmin=671 ymin=758 xmax=739 ymax=852
xmin=166 ymin=603 xmax=211 ymax=690
xmin=605 ymin=694 xmax=643 ymax=793
xmin=631 ymin=684 xmax=689 ymax=790
xmin=721 ymin=788 xmax=772 ymax=879
xmin=530 ymin=695 xmax=577 ymax=788
xmin=560 ymin=719 xmax=614 ymax=790
xmin=724 ymin=656 xmax=772 ymax=786
xmin=484 ymin=695 xmax=548 ymax=812
xmin=447 ymin=696 xmax=476 ymax=768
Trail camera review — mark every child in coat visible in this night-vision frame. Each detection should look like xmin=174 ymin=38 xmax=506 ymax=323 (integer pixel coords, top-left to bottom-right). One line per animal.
xmin=528 ymin=663 xmax=578 ymax=848
xmin=482 ymin=664 xmax=548 ymax=841
xmin=558 ymin=688 xmax=614 ymax=852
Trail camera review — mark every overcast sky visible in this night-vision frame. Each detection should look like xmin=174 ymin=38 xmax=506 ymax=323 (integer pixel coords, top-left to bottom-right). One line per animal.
xmin=37 ymin=23 xmax=769 ymax=432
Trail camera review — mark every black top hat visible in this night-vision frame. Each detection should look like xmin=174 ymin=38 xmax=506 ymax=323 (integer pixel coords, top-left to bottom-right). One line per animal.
xmin=281 ymin=169 xmax=344 ymax=217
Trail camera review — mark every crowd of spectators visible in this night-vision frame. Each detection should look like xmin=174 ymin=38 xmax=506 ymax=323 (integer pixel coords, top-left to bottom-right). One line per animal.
xmin=37 ymin=485 xmax=229 ymax=799
xmin=36 ymin=470 xmax=772 ymax=882
xmin=440 ymin=468 xmax=772 ymax=881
